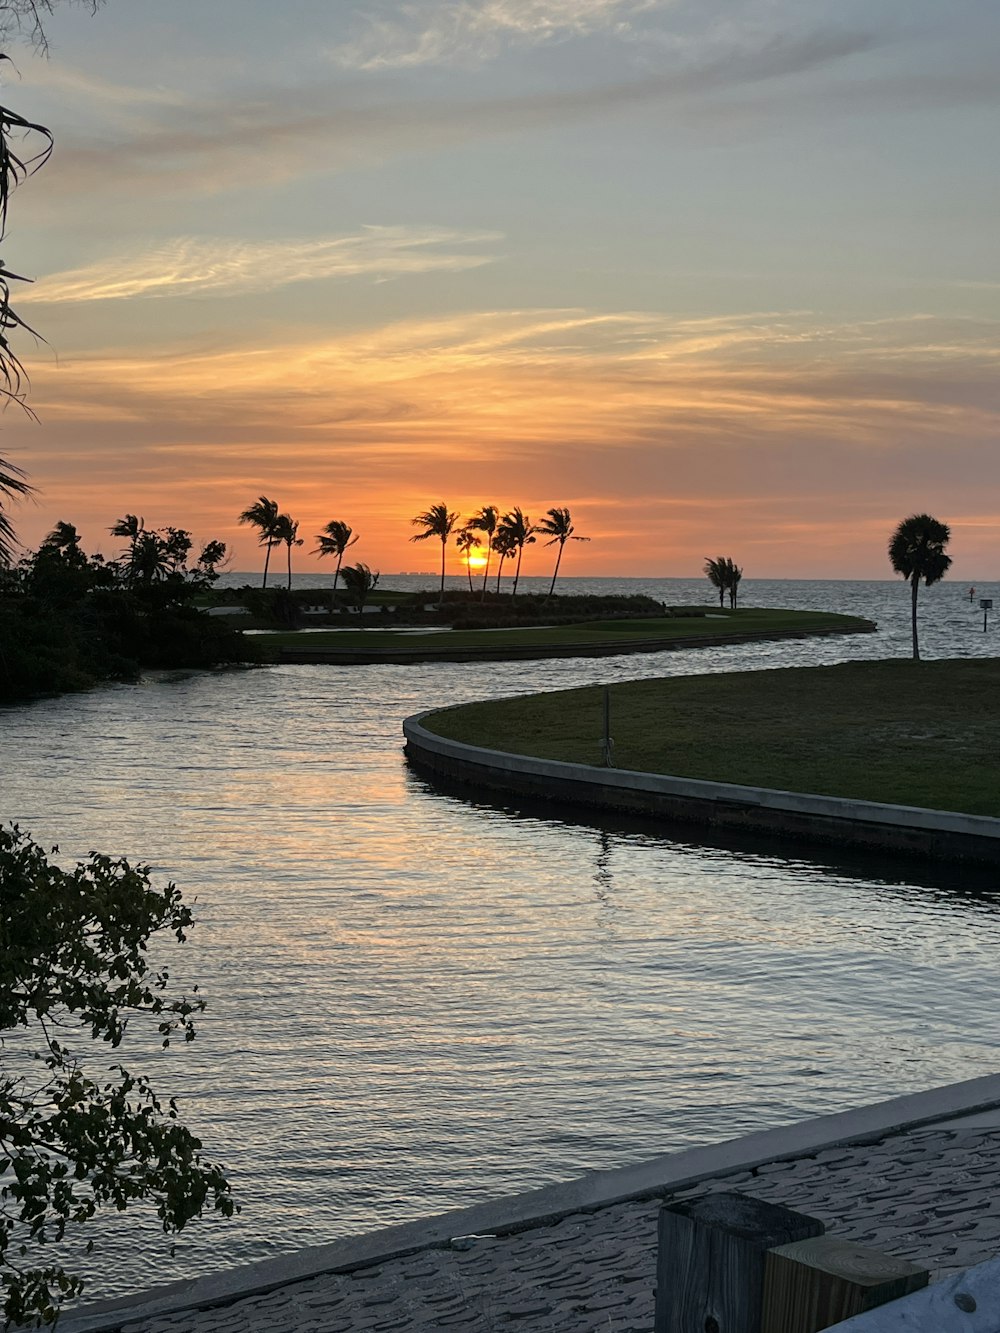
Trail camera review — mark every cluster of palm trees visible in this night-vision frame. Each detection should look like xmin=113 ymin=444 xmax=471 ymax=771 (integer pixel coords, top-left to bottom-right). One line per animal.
xmin=411 ymin=503 xmax=589 ymax=603
xmin=239 ymin=497 xmax=361 ymax=592
xmin=704 ymin=556 xmax=743 ymax=609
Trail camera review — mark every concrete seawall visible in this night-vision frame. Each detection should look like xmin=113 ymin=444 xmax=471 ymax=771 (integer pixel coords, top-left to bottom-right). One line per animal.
xmin=403 ymin=711 xmax=1000 ymax=865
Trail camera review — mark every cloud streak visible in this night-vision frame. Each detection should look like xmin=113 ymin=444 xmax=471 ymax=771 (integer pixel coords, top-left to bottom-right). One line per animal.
xmin=329 ymin=0 xmax=665 ymax=70
xmin=24 ymin=227 xmax=502 ymax=304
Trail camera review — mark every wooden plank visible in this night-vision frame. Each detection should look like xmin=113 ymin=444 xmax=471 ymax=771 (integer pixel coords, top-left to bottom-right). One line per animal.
xmin=655 ymin=1191 xmax=825 ymax=1333
xmin=762 ymin=1236 xmax=928 ymax=1333
xmin=832 ymin=1254 xmax=1000 ymax=1331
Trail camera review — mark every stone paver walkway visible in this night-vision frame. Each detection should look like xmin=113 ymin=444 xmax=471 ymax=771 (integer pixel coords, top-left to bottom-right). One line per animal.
xmin=114 ymin=1122 xmax=1000 ymax=1333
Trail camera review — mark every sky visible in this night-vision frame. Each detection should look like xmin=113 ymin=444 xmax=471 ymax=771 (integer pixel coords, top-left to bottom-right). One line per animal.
xmin=2 ymin=0 xmax=998 ymax=578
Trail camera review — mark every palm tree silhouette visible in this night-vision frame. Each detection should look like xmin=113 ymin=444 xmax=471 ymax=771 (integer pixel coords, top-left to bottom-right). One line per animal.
xmin=273 ymin=514 xmax=302 ymax=591
xmin=492 ymin=526 xmax=517 ymax=594
xmin=888 ymin=513 xmax=952 ymax=661
xmin=313 ymin=519 xmax=357 ymax=595
xmin=410 ymin=503 xmax=460 ymax=606
xmin=467 ymin=505 xmax=499 ymax=600
xmin=0 ymin=458 xmax=32 ymax=566
xmin=496 ymin=508 xmax=535 ymax=597
xmin=455 ymin=528 xmax=481 ymax=593
xmin=109 ymin=514 xmax=145 ymax=560
xmin=238 ymin=496 xmax=281 ymax=588
xmin=703 ymin=556 xmax=743 ymax=609
xmin=537 ymin=507 xmax=589 ymax=600
xmin=127 ymin=530 xmax=170 ymax=586
xmin=341 ymin=562 xmax=380 ymax=617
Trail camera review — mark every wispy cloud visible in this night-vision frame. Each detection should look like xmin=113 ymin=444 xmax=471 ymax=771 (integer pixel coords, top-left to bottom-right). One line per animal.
xmin=24 ymin=227 xmax=502 ymax=304
xmin=329 ymin=0 xmax=665 ymax=70
xmin=39 ymin=28 xmax=880 ymax=205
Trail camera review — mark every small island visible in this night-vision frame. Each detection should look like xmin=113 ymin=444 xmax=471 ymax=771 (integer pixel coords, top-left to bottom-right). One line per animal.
xmin=407 ymin=658 xmax=1000 ymax=861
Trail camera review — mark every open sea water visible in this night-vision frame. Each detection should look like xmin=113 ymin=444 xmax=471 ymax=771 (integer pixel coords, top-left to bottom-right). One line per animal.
xmin=3 ymin=577 xmax=999 ymax=1303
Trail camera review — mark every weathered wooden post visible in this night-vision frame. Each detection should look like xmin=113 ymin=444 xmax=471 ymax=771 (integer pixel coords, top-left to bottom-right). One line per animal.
xmin=655 ymin=1192 xmax=824 ymax=1333
xmin=655 ymin=1191 xmax=930 ymax=1333
xmin=762 ymin=1235 xmax=928 ymax=1332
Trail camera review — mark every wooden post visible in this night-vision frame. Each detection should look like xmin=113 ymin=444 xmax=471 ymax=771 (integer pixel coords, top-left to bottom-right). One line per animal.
xmin=762 ymin=1236 xmax=928 ymax=1333
xmin=655 ymin=1192 xmax=824 ymax=1333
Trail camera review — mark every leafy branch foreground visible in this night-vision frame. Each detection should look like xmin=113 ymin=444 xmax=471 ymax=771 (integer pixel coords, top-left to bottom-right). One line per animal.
xmin=0 ymin=826 xmax=236 ymax=1328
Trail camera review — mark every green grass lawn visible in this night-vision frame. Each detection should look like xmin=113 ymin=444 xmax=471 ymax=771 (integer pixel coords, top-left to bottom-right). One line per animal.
xmin=254 ymin=607 xmax=872 ymax=654
xmin=424 ymin=658 xmax=1000 ymax=816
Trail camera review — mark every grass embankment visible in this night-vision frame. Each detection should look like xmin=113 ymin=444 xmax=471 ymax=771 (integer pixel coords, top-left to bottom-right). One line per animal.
xmin=254 ymin=608 xmax=871 ymax=655
xmin=425 ymin=659 xmax=1000 ymax=817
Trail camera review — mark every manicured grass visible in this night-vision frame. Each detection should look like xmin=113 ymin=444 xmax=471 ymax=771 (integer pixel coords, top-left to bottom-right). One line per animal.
xmin=253 ymin=608 xmax=872 ymax=654
xmin=425 ymin=659 xmax=1000 ymax=817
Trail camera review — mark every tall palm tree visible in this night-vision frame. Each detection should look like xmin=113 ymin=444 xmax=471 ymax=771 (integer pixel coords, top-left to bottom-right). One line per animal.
xmin=273 ymin=513 xmax=302 ymax=591
xmin=467 ymin=504 xmax=499 ymax=600
xmin=410 ymin=502 xmax=460 ymax=605
xmin=238 ymin=496 xmax=281 ymax=588
xmin=496 ymin=508 xmax=535 ymax=597
xmin=537 ymin=507 xmax=589 ymax=600
xmin=313 ymin=519 xmax=357 ymax=595
xmin=455 ymin=528 xmax=481 ymax=593
xmin=492 ymin=527 xmax=517 ymax=594
xmin=109 ymin=514 xmax=144 ymax=560
xmin=888 ymin=513 xmax=952 ymax=661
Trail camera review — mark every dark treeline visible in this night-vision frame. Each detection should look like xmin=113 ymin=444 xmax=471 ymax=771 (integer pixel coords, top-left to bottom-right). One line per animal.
xmin=0 ymin=516 xmax=255 ymax=702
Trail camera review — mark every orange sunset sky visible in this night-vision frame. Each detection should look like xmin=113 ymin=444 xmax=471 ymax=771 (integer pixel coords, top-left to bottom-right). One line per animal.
xmin=3 ymin=0 xmax=998 ymax=579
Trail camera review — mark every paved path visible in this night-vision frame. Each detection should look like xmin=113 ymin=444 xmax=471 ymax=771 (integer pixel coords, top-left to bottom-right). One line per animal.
xmin=113 ymin=1118 xmax=1000 ymax=1333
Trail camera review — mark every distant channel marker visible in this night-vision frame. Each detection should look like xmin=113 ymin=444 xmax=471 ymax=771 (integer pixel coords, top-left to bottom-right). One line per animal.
xmin=404 ymin=658 xmax=1000 ymax=864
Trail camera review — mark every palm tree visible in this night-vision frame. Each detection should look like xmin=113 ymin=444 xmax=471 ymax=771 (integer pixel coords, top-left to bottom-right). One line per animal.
xmin=39 ymin=520 xmax=86 ymax=565
xmin=238 ymin=496 xmax=281 ymax=588
xmin=704 ymin=556 xmax=743 ymax=609
xmin=410 ymin=502 xmax=460 ymax=605
xmin=492 ymin=527 xmax=517 ymax=594
xmin=340 ymin=562 xmax=380 ymax=617
xmin=455 ymin=528 xmax=481 ymax=593
xmin=0 ymin=458 xmax=31 ymax=566
xmin=273 ymin=514 xmax=302 ymax=591
xmin=467 ymin=505 xmax=499 ymax=600
xmin=127 ymin=530 xmax=170 ymax=587
xmin=537 ymin=507 xmax=589 ymax=600
xmin=888 ymin=514 xmax=952 ymax=661
xmin=496 ymin=508 xmax=536 ymax=597
xmin=109 ymin=514 xmax=144 ymax=560
xmin=704 ymin=557 xmax=727 ymax=608
xmin=313 ymin=519 xmax=357 ymax=595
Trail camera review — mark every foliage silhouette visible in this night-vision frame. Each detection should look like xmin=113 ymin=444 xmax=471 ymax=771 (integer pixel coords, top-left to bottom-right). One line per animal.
xmin=273 ymin=513 xmax=302 ymax=590
xmin=409 ymin=503 xmax=459 ymax=605
xmin=313 ymin=520 xmax=357 ymax=594
xmin=888 ymin=513 xmax=952 ymax=661
xmin=496 ymin=508 xmax=535 ymax=597
xmin=466 ymin=505 xmax=499 ymax=601
xmin=0 ymin=823 xmax=236 ymax=1327
xmin=537 ymin=507 xmax=589 ymax=600
xmin=703 ymin=556 xmax=743 ymax=609
xmin=340 ymin=561 xmax=380 ymax=615
xmin=455 ymin=527 xmax=481 ymax=593
xmin=237 ymin=496 xmax=281 ymax=589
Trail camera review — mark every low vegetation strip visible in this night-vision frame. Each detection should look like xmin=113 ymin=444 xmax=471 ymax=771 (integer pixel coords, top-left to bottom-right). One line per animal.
xmin=423 ymin=659 xmax=1000 ymax=817
xmin=255 ymin=608 xmax=873 ymax=661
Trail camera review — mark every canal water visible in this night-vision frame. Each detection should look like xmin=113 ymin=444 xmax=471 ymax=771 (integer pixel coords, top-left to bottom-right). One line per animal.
xmin=3 ymin=578 xmax=999 ymax=1301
